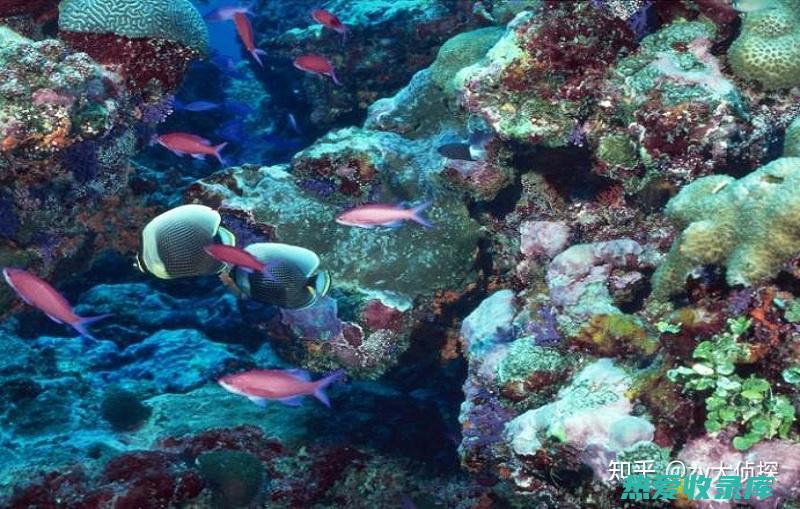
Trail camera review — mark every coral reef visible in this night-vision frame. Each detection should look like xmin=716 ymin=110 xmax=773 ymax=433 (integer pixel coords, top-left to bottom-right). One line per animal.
xmin=59 ymin=0 xmax=208 ymax=89
xmin=652 ymin=157 xmax=800 ymax=298
xmin=728 ymin=0 xmax=800 ymax=90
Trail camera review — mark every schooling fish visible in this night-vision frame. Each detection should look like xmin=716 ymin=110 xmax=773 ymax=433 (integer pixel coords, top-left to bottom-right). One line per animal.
xmin=336 ymin=202 xmax=433 ymax=229
xmin=293 ymin=55 xmax=341 ymax=85
xmin=137 ymin=204 xmax=236 ymax=279
xmin=155 ymin=133 xmax=228 ymax=164
xmin=311 ymin=9 xmax=347 ymax=43
xmin=2 ymin=268 xmax=110 ymax=340
xmin=234 ymin=12 xmax=267 ymax=67
xmin=204 ymin=244 xmax=275 ymax=279
xmin=732 ymin=0 xmax=776 ymax=12
xmin=204 ymin=4 xmax=253 ymax=21
xmin=172 ymin=99 xmax=220 ymax=112
xmin=219 ymin=368 xmax=343 ymax=407
xmin=232 ymin=243 xmax=331 ymax=309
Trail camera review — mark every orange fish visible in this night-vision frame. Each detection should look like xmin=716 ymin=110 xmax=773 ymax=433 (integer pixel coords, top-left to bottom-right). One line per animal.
xmin=3 ymin=268 xmax=110 ymax=340
xmin=155 ymin=133 xmax=228 ymax=164
xmin=233 ymin=12 xmax=266 ymax=67
xmin=293 ymin=54 xmax=342 ymax=85
xmin=311 ymin=9 xmax=347 ymax=43
xmin=218 ymin=369 xmax=343 ymax=407
xmin=204 ymin=244 xmax=276 ymax=280
xmin=336 ymin=202 xmax=433 ymax=229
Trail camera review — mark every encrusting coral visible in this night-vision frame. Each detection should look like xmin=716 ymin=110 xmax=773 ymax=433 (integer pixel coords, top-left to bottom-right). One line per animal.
xmin=652 ymin=157 xmax=800 ymax=298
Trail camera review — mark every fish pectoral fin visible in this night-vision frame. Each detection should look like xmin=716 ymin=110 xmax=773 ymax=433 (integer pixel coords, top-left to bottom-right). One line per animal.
xmin=191 ymin=154 xmax=206 ymax=160
xmin=45 ymin=313 xmax=64 ymax=325
xmin=169 ymin=149 xmax=186 ymax=157
xmin=247 ymin=396 xmax=269 ymax=407
xmin=277 ymin=396 xmax=304 ymax=407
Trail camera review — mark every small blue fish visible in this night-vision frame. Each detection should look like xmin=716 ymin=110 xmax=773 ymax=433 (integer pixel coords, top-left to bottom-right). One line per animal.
xmin=287 ymin=113 xmax=302 ymax=135
xmin=172 ymin=98 xmax=220 ymax=112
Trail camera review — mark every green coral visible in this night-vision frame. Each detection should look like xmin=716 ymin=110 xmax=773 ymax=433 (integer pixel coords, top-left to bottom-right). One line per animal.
xmin=728 ymin=0 xmax=800 ymax=90
xmin=430 ymin=27 xmax=503 ymax=96
xmin=652 ymin=157 xmax=800 ymax=298
xmin=59 ymin=0 xmax=208 ymax=52
xmin=785 ymin=116 xmax=800 ymax=157
xmin=496 ymin=339 xmax=565 ymax=385
xmin=668 ymin=318 xmax=796 ymax=450
xmin=596 ymin=133 xmax=639 ymax=169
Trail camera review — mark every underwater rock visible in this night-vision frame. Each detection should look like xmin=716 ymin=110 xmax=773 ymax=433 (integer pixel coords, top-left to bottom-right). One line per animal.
xmin=190 ymin=163 xmax=479 ymax=377
xmin=652 ymin=157 xmax=800 ymax=298
xmin=461 ymin=289 xmax=517 ymax=357
xmin=119 ymin=329 xmax=242 ymax=393
xmin=520 ymin=221 xmax=571 ymax=259
xmin=586 ymin=19 xmax=749 ymax=190
xmin=785 ymin=116 xmax=800 ymax=157
xmin=458 ymin=2 xmax=635 ymax=148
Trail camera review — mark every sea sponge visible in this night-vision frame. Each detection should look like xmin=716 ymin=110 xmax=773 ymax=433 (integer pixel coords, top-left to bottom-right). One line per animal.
xmin=727 ymin=0 xmax=800 ymax=90
xmin=58 ymin=0 xmax=208 ymax=52
xmin=196 ymin=450 xmax=265 ymax=508
xmin=785 ymin=116 xmax=800 ymax=157
xmin=652 ymin=157 xmax=800 ymax=298
xmin=100 ymin=388 xmax=152 ymax=431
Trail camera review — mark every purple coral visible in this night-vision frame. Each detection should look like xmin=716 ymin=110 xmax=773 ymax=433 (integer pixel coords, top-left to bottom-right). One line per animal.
xmin=526 ymin=307 xmax=562 ymax=346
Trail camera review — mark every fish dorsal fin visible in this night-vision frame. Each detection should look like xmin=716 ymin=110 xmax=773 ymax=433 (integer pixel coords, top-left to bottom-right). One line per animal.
xmin=243 ymin=243 xmax=320 ymax=276
xmin=287 ymin=369 xmax=311 ymax=381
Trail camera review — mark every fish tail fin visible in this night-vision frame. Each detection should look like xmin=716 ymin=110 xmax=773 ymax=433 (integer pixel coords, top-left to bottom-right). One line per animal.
xmin=410 ymin=201 xmax=433 ymax=228
xmin=251 ymin=49 xmax=266 ymax=67
xmin=213 ymin=142 xmax=228 ymax=165
xmin=330 ymin=69 xmax=342 ymax=86
xmin=73 ymin=313 xmax=112 ymax=340
xmin=313 ymin=370 xmax=344 ymax=408
xmin=312 ymin=270 xmax=332 ymax=299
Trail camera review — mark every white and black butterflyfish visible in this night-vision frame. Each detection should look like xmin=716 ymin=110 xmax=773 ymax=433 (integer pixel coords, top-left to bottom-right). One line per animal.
xmin=136 ymin=204 xmax=236 ymax=279
xmin=232 ymin=243 xmax=332 ymax=309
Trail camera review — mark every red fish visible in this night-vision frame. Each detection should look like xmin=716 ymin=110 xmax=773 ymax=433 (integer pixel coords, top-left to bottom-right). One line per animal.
xmin=336 ymin=202 xmax=433 ymax=229
xmin=155 ymin=133 xmax=228 ymax=164
xmin=233 ymin=12 xmax=266 ymax=67
xmin=293 ymin=54 xmax=341 ymax=85
xmin=204 ymin=244 xmax=275 ymax=279
xmin=311 ymin=9 xmax=347 ymax=43
xmin=2 ymin=268 xmax=110 ymax=340
xmin=218 ymin=369 xmax=343 ymax=407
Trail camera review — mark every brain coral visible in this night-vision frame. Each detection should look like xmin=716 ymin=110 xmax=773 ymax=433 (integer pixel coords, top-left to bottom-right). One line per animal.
xmin=727 ymin=0 xmax=800 ymax=90
xmin=58 ymin=0 xmax=208 ymax=52
xmin=652 ymin=157 xmax=800 ymax=298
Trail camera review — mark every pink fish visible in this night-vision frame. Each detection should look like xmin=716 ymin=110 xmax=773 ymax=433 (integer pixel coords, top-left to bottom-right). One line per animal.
xmin=233 ymin=12 xmax=267 ymax=67
xmin=204 ymin=4 xmax=253 ymax=21
xmin=218 ymin=369 xmax=343 ymax=407
xmin=335 ymin=202 xmax=433 ymax=229
xmin=293 ymin=54 xmax=341 ymax=85
xmin=311 ymin=9 xmax=347 ymax=43
xmin=204 ymin=244 xmax=275 ymax=280
xmin=155 ymin=133 xmax=228 ymax=164
xmin=2 ymin=268 xmax=110 ymax=340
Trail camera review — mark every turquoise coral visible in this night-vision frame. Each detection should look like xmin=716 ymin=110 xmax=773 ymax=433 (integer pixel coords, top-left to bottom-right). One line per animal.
xmin=58 ymin=0 xmax=208 ymax=52
xmin=652 ymin=157 xmax=800 ymax=298
xmin=727 ymin=0 xmax=800 ymax=90
xmin=785 ymin=116 xmax=800 ymax=157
